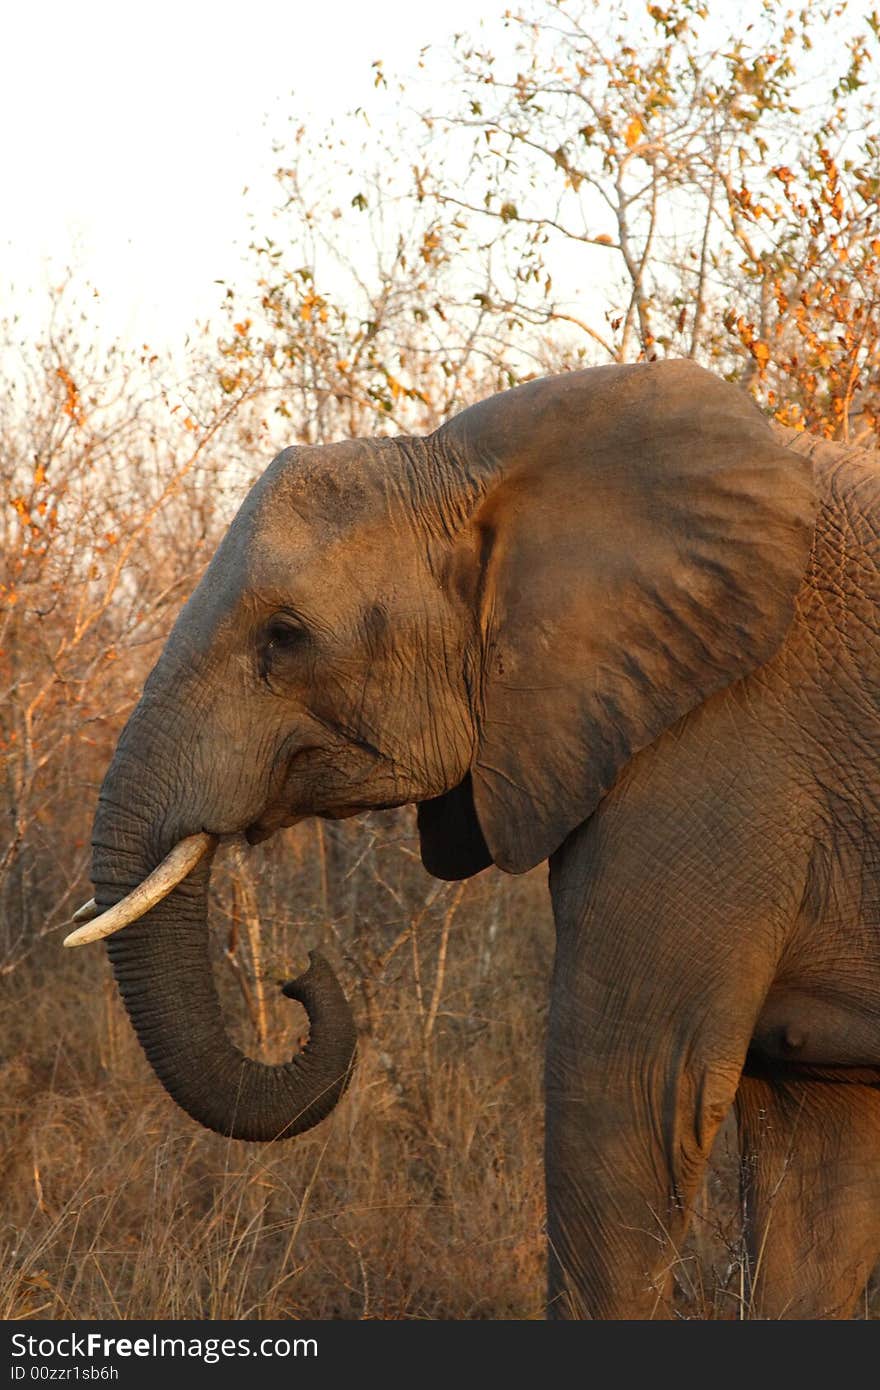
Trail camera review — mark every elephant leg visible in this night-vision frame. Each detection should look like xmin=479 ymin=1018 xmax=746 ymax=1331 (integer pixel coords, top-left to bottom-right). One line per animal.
xmin=544 ymin=949 xmax=752 ymax=1319
xmin=545 ymin=862 xmax=788 ymax=1316
xmin=543 ymin=710 xmax=812 ymax=1319
xmin=735 ymin=1072 xmax=880 ymax=1318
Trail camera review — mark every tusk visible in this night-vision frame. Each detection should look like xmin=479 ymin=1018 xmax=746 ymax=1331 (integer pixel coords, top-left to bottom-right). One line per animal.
xmin=71 ymin=898 xmax=99 ymax=924
xmin=63 ymin=832 xmax=218 ymax=948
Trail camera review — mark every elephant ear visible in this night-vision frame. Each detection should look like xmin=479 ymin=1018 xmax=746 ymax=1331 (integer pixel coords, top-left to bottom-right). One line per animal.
xmin=424 ymin=360 xmax=816 ymax=875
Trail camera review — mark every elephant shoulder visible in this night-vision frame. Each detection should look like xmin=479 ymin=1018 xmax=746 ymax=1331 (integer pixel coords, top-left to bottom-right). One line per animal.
xmin=815 ymin=441 xmax=880 ymax=578
xmin=774 ymin=430 xmax=880 ymax=581
xmin=783 ymin=437 xmax=880 ymax=705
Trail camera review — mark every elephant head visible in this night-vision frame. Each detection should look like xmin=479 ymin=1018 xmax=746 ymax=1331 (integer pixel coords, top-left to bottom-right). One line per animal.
xmin=71 ymin=361 xmax=814 ymax=1141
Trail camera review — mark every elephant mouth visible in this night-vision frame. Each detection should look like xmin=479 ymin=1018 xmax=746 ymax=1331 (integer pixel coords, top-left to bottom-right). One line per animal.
xmin=242 ymin=803 xmax=366 ymax=845
xmin=245 ymin=794 xmax=410 ymax=845
xmin=67 ymin=789 xmax=414 ymax=946
xmin=71 ymin=821 xmax=290 ymax=940
xmin=244 ymin=813 xmax=308 ymax=845
xmin=320 ymin=796 xmax=409 ymax=817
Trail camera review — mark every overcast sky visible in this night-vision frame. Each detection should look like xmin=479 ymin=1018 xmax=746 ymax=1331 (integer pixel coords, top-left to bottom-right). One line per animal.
xmin=2 ymin=0 xmax=507 ymax=348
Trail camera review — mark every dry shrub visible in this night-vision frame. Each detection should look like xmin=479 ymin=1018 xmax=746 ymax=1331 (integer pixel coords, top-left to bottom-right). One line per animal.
xmin=0 ymin=288 xmax=268 ymax=972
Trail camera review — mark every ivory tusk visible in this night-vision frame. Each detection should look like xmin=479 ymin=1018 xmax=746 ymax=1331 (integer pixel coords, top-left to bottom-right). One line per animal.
xmin=63 ymin=832 xmax=218 ymax=948
xmin=71 ymin=898 xmax=99 ymax=924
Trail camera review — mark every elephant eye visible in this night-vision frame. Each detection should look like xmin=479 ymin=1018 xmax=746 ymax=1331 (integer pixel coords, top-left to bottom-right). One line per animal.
xmin=261 ymin=613 xmax=309 ymax=677
xmin=266 ymin=615 xmax=306 ymax=649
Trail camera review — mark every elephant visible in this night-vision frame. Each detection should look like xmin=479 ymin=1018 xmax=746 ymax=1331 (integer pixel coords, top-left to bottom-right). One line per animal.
xmin=67 ymin=359 xmax=880 ymax=1319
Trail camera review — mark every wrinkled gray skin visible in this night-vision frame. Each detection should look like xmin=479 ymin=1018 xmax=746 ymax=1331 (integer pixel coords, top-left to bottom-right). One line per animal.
xmin=90 ymin=361 xmax=880 ymax=1318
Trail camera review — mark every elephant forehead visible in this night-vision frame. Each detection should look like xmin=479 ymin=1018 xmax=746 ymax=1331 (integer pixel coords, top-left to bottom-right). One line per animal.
xmin=245 ymin=520 xmax=401 ymax=604
xmin=241 ymin=511 xmax=428 ymax=631
xmin=252 ymin=435 xmax=414 ymax=529
xmin=238 ymin=438 xmax=429 ymax=602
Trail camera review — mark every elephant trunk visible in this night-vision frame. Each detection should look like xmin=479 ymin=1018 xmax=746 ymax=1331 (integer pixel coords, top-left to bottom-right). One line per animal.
xmin=94 ymin=830 xmax=357 ymax=1143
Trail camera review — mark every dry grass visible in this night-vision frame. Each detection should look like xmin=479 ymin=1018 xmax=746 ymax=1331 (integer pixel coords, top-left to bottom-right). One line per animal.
xmin=0 ymin=821 xmax=553 ymax=1320
xmin=5 ymin=750 xmax=878 ymax=1321
xmin=9 ymin=812 xmax=868 ymax=1321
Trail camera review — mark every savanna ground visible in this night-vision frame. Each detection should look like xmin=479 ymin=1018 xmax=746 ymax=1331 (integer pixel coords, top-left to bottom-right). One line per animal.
xmin=3 ymin=0 xmax=880 ymax=1319
xmin=2 ymin=811 xmax=760 ymax=1321
xmin=1 ymin=817 xmax=551 ymax=1320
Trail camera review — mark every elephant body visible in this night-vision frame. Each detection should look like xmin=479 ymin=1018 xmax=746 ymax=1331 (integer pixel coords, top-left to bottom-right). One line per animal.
xmin=77 ymin=362 xmax=880 ymax=1318
xmin=548 ymin=432 xmax=880 ymax=1316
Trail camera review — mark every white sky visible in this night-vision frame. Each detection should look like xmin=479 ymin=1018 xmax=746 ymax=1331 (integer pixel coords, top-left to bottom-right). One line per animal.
xmin=2 ymin=0 xmax=507 ymax=349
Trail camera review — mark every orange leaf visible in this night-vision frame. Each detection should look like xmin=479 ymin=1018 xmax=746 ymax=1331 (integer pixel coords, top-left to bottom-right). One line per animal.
xmin=624 ymin=116 xmax=643 ymax=149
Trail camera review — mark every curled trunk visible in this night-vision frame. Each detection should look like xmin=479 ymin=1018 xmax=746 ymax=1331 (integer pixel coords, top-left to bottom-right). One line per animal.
xmin=98 ymin=850 xmax=357 ymax=1142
